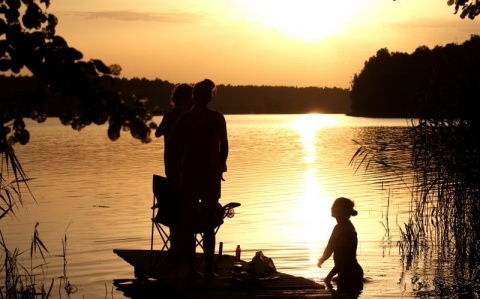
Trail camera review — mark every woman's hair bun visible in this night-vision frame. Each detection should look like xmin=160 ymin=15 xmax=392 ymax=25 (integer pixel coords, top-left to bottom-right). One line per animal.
xmin=333 ymin=197 xmax=358 ymax=217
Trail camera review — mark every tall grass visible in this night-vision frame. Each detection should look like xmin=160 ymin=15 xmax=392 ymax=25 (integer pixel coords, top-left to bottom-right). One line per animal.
xmin=408 ymin=118 xmax=480 ymax=296
xmin=1 ymin=144 xmax=64 ymax=298
xmin=351 ymin=117 xmax=480 ymax=297
xmin=0 ymin=224 xmax=53 ymax=298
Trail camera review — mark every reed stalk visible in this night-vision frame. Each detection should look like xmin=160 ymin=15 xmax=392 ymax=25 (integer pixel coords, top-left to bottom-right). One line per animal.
xmin=1 ymin=146 xmax=59 ymax=298
xmin=351 ymin=117 xmax=480 ymax=297
xmin=1 ymin=225 xmax=53 ymax=298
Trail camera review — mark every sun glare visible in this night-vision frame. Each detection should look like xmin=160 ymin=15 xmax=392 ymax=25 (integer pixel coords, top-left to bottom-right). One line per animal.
xmin=245 ymin=0 xmax=362 ymax=41
xmin=290 ymin=114 xmax=337 ymax=134
xmin=290 ymin=114 xmax=337 ymax=164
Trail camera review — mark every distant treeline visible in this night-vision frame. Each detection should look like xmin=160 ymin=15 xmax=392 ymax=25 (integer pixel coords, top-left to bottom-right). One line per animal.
xmin=0 ymin=75 xmax=351 ymax=116
xmin=4 ymin=35 xmax=480 ymax=119
xmin=350 ymin=34 xmax=480 ymax=118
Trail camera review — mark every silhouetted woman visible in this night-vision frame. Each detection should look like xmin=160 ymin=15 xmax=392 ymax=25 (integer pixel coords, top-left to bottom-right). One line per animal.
xmin=317 ymin=197 xmax=363 ymax=295
xmin=169 ymin=79 xmax=228 ymax=280
xmin=155 ymin=83 xmax=193 ymax=181
xmin=155 ymin=83 xmax=193 ymax=257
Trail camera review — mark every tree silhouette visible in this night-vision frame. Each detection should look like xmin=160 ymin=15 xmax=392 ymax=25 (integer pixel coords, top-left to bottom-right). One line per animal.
xmin=448 ymin=0 xmax=480 ymax=19
xmin=350 ymin=35 xmax=480 ymax=118
xmin=0 ymin=0 xmax=156 ymax=154
xmin=394 ymin=0 xmax=480 ymax=20
xmin=1 ymin=4 xmax=157 ymax=294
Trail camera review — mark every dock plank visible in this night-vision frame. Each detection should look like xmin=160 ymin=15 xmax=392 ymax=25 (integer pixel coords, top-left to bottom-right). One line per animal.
xmin=113 ymin=249 xmax=355 ymax=298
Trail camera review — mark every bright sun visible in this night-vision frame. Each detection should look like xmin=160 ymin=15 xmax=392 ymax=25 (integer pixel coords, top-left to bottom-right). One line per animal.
xmin=245 ymin=0 xmax=362 ymax=41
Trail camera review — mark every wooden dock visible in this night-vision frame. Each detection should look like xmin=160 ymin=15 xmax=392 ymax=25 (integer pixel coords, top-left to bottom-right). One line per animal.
xmin=113 ymin=249 xmax=356 ymax=298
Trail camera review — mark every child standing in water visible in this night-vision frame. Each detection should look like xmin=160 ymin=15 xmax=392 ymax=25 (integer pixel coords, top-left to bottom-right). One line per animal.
xmin=317 ymin=197 xmax=364 ymax=295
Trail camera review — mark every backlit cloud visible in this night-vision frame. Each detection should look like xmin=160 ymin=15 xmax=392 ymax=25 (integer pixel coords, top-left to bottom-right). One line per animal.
xmin=388 ymin=17 xmax=478 ymax=34
xmin=68 ymin=10 xmax=204 ymax=23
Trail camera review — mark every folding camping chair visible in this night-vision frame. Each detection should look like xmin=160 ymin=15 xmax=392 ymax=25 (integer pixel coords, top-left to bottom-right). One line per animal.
xmin=150 ymin=174 xmax=178 ymax=252
xmin=150 ymin=174 xmax=240 ymax=255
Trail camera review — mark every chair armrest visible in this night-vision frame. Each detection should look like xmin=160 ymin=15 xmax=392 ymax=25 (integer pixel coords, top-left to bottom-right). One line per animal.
xmin=223 ymin=202 xmax=241 ymax=209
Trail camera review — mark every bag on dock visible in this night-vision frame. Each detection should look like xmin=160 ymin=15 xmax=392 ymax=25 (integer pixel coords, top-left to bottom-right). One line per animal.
xmin=249 ymin=251 xmax=277 ymax=278
xmin=229 ymin=251 xmax=278 ymax=286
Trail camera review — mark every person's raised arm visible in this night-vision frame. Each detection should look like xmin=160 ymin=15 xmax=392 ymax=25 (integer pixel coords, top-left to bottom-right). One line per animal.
xmin=318 ymin=226 xmax=336 ymax=267
xmin=317 ymin=246 xmax=333 ymax=268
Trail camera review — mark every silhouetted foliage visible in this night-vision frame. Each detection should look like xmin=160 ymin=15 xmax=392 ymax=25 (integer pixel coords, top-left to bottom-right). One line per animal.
xmin=449 ymin=0 xmax=480 ymax=19
xmin=350 ymin=34 xmax=480 ymax=120
xmin=0 ymin=0 xmax=156 ymax=152
xmin=394 ymin=0 xmax=480 ymax=20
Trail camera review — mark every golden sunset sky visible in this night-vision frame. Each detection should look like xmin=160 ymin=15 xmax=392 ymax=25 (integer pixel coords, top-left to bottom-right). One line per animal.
xmin=50 ymin=0 xmax=478 ymax=88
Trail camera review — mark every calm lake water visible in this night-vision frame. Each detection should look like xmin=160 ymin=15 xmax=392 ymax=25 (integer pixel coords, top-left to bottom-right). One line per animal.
xmin=3 ymin=114 xmax=425 ymax=298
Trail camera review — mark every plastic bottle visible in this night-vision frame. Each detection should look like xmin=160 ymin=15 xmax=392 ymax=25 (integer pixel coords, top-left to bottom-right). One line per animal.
xmin=235 ymin=245 xmax=241 ymax=262
xmin=218 ymin=242 xmax=223 ymax=261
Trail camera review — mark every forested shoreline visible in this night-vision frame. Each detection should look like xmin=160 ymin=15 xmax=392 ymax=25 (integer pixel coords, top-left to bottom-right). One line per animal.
xmin=0 ymin=75 xmax=351 ymax=116
xmin=350 ymin=34 xmax=480 ymax=118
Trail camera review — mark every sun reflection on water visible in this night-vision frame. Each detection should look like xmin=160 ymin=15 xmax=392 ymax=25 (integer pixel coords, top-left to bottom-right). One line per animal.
xmin=290 ymin=114 xmax=337 ymax=164
xmin=288 ymin=114 xmax=338 ymax=273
